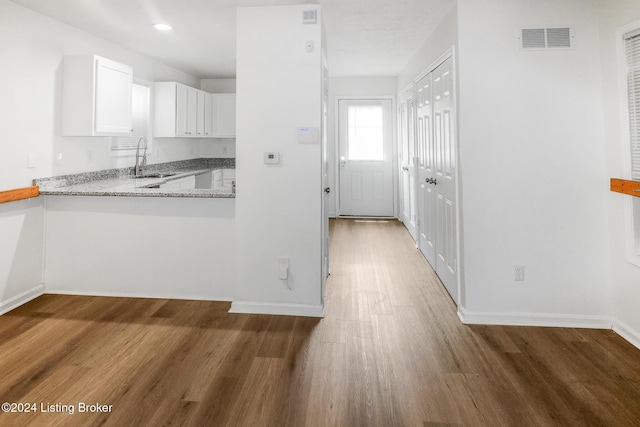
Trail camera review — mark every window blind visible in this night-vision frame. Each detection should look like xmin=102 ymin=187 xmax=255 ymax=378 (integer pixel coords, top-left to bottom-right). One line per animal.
xmin=625 ymin=32 xmax=640 ymax=180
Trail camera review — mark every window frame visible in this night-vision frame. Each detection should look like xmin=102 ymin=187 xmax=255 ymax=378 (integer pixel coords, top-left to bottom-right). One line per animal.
xmin=108 ymin=79 xmax=152 ymax=157
xmin=619 ymin=19 xmax=640 ymax=267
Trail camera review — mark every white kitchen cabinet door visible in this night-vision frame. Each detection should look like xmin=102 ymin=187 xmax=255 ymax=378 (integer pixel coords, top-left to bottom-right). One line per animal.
xmin=94 ymin=57 xmax=133 ymax=134
xmin=62 ymin=55 xmax=133 ymax=136
xmin=196 ymin=91 xmax=209 ymax=137
xmin=175 ymin=84 xmax=197 ymax=137
xmin=154 ymin=82 xmax=212 ymax=138
xmin=203 ymin=93 xmax=213 ymax=137
xmin=175 ymin=83 xmax=188 ymax=136
xmin=212 ymin=170 xmax=223 ymax=189
xmin=212 ymin=94 xmax=236 ymax=138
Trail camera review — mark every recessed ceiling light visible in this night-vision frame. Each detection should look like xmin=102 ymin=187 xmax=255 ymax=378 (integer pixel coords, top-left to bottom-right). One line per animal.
xmin=152 ymin=23 xmax=172 ymax=31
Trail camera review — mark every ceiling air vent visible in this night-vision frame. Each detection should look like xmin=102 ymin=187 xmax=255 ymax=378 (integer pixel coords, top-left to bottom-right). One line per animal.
xmin=302 ymin=9 xmax=317 ymax=25
xmin=521 ymin=27 xmax=572 ymax=49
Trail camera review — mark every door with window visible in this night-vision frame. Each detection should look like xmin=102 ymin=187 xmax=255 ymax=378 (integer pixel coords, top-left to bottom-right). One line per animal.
xmin=338 ymin=99 xmax=394 ymax=217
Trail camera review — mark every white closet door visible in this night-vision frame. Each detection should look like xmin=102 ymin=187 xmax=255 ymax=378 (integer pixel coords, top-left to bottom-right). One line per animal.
xmin=416 ymin=73 xmax=436 ymax=267
xmin=432 ymin=56 xmax=458 ymax=303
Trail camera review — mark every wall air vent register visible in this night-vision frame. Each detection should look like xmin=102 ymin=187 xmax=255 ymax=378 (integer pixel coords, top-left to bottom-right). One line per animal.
xmin=302 ymin=10 xmax=317 ymax=25
xmin=520 ymin=27 xmax=572 ymax=49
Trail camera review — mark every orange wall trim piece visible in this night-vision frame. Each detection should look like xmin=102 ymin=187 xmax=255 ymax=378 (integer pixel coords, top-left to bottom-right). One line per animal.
xmin=0 ymin=186 xmax=40 ymax=204
xmin=611 ymin=178 xmax=640 ymax=197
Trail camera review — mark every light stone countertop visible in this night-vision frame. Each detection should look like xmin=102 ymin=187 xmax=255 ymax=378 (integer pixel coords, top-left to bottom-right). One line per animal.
xmin=34 ymin=158 xmax=235 ymax=199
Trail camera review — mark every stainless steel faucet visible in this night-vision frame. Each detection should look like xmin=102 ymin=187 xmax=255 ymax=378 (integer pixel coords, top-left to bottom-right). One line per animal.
xmin=134 ymin=136 xmax=148 ymax=176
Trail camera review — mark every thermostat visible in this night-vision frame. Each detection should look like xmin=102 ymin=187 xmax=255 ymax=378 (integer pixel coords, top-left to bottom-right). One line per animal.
xmin=264 ymin=152 xmax=280 ymax=164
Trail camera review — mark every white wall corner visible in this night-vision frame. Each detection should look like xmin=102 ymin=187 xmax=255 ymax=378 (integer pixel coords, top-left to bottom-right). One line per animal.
xmin=229 ymin=301 xmax=325 ymax=318
xmin=612 ymin=319 xmax=640 ymax=351
xmin=458 ymin=306 xmax=612 ymax=330
xmin=0 ymin=285 xmax=45 ymax=316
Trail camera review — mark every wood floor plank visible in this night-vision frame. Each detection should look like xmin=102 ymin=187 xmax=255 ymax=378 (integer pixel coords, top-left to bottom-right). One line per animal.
xmin=0 ymin=218 xmax=639 ymax=426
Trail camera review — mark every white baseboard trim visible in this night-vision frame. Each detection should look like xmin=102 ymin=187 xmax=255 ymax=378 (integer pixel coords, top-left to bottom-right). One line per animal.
xmin=612 ymin=320 xmax=640 ymax=351
xmin=45 ymin=289 xmax=232 ymax=302
xmin=458 ymin=306 xmax=612 ymax=329
xmin=229 ymin=301 xmax=325 ymax=317
xmin=0 ymin=285 xmax=45 ymax=315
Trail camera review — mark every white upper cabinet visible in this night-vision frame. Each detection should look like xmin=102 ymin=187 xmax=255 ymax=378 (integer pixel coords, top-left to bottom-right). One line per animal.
xmin=212 ymin=94 xmax=236 ymax=138
xmin=62 ymin=55 xmax=133 ymax=136
xmin=154 ymin=82 xmax=213 ymax=138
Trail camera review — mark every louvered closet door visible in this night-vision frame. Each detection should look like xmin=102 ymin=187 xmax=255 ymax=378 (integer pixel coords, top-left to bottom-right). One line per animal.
xmin=433 ymin=56 xmax=458 ymax=303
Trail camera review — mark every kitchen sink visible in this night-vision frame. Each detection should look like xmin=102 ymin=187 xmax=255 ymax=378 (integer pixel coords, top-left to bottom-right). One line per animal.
xmin=133 ymin=173 xmax=176 ymax=179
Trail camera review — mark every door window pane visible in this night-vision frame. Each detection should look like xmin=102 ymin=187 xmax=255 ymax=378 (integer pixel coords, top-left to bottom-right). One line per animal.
xmin=348 ymin=105 xmax=384 ymax=161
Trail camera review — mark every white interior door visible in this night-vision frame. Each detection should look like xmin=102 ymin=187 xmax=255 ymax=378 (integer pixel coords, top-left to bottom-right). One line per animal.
xmin=398 ymin=88 xmax=418 ymax=240
xmin=338 ymin=99 xmax=394 ymax=217
xmin=416 ymin=73 xmax=436 ymax=266
xmin=433 ymin=57 xmax=458 ymax=303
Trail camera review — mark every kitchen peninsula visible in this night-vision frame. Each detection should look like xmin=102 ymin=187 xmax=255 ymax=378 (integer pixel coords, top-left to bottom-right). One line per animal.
xmin=37 ymin=157 xmax=236 ymax=304
xmin=35 ymin=158 xmax=235 ymax=198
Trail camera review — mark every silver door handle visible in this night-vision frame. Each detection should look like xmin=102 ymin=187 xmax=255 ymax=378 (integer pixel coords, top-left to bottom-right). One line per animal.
xmin=402 ymin=166 xmax=409 ymax=171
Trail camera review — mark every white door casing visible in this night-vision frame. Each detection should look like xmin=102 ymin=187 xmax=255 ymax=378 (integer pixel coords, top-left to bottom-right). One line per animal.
xmin=338 ymin=99 xmax=394 ymax=217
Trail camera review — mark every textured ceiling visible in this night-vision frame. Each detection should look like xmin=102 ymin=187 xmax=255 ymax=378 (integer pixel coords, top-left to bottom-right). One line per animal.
xmin=9 ymin=0 xmax=454 ymax=78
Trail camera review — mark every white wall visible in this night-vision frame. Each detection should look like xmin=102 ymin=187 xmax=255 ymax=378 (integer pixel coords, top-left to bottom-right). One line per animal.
xmin=0 ymin=0 xmax=201 ymax=193
xmin=598 ymin=0 xmax=640 ymax=346
xmin=44 ymin=196 xmax=235 ymax=301
xmin=234 ymin=5 xmax=324 ymax=316
xmin=327 ymin=77 xmax=397 ymax=216
xmin=456 ymin=0 xmax=611 ymax=326
xmin=201 ymin=78 xmax=236 ymax=94
xmin=397 ymin=4 xmax=458 ymax=91
xmin=0 ymin=198 xmax=44 ymax=314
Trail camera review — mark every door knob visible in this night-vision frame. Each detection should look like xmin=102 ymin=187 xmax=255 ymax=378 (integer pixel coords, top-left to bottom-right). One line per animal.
xmin=324 ymin=187 xmax=331 ymax=194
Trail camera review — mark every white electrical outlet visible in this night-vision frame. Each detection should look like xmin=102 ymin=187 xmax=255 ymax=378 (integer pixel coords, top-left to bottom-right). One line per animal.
xmin=514 ymin=265 xmax=525 ymax=281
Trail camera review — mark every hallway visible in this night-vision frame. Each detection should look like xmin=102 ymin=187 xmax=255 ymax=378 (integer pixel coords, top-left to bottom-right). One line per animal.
xmin=0 ymin=219 xmax=639 ymax=426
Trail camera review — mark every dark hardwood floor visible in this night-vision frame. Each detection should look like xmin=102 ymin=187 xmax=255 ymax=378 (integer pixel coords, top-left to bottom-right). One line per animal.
xmin=0 ymin=218 xmax=639 ymax=426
